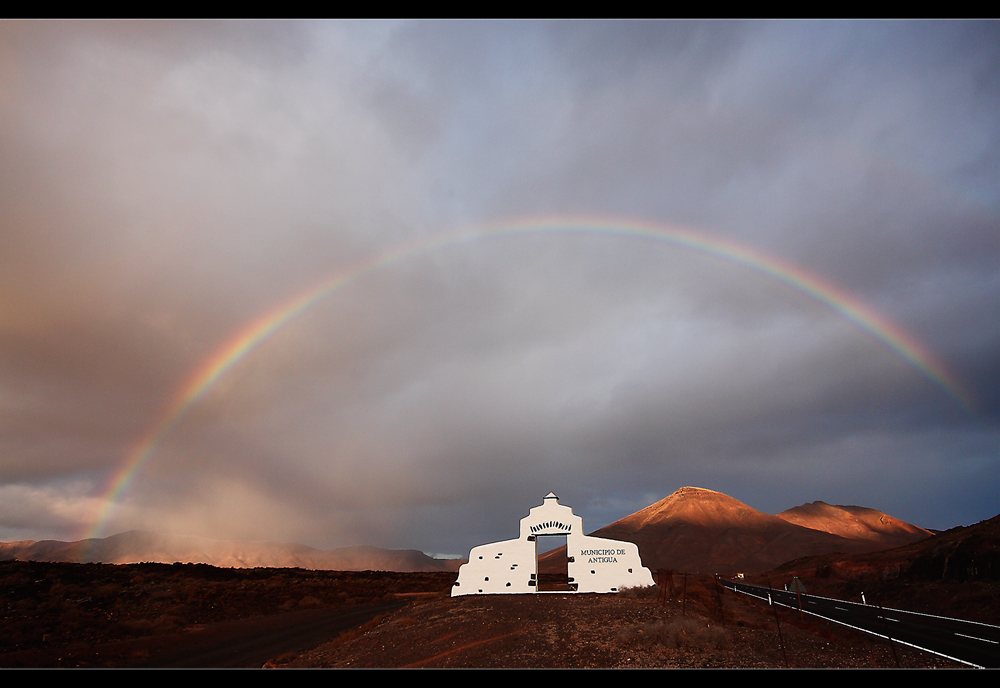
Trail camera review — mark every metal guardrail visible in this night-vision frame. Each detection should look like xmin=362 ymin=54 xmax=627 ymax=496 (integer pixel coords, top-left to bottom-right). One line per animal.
xmin=719 ymin=578 xmax=999 ymax=668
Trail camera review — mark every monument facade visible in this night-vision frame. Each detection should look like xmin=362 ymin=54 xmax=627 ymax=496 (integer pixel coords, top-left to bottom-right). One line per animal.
xmin=452 ymin=492 xmax=655 ymax=596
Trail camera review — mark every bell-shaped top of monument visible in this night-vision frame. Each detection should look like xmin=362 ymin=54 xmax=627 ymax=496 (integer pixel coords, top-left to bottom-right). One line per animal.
xmin=520 ymin=492 xmax=580 ymax=538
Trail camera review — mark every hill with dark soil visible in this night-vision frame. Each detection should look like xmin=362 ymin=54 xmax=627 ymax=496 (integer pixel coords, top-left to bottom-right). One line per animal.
xmin=747 ymin=512 xmax=1000 ymax=625
xmin=0 ymin=530 xmax=461 ymax=573
xmin=588 ymin=487 xmax=930 ymax=575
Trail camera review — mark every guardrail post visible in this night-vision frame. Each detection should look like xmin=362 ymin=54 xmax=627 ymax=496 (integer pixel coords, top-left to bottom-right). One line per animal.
xmin=767 ymin=579 xmax=788 ymax=668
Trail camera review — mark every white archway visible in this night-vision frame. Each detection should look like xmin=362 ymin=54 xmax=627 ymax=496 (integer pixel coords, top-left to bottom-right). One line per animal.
xmin=452 ymin=493 xmax=655 ymax=596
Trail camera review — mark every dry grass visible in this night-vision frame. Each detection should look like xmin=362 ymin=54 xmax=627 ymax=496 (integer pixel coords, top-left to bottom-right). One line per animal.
xmin=618 ymin=617 xmax=728 ymax=651
xmin=616 ymin=584 xmax=659 ymax=599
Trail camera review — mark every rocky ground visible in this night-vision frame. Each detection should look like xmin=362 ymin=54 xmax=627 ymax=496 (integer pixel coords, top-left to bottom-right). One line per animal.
xmin=0 ymin=560 xmax=978 ymax=668
xmin=0 ymin=559 xmax=453 ymax=667
xmin=285 ymin=576 xmax=964 ymax=668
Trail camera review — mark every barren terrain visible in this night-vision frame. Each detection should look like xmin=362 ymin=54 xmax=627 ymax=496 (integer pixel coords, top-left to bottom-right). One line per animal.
xmin=285 ymin=575 xmax=964 ymax=668
xmin=2 ymin=560 xmax=976 ymax=668
xmin=0 ymin=560 xmax=452 ymax=668
xmin=4 ymin=509 xmax=997 ymax=668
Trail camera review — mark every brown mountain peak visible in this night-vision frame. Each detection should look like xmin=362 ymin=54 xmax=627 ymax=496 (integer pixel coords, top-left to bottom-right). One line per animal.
xmin=778 ymin=501 xmax=931 ymax=544
xmin=590 ymin=488 xmax=935 ymax=575
xmin=604 ymin=486 xmax=768 ymax=531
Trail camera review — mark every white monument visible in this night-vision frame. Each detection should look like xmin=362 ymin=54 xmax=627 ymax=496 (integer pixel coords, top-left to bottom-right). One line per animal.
xmin=452 ymin=492 xmax=655 ymax=596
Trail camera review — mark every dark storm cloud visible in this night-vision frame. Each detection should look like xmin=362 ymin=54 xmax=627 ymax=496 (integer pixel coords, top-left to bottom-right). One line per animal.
xmin=0 ymin=21 xmax=996 ymax=552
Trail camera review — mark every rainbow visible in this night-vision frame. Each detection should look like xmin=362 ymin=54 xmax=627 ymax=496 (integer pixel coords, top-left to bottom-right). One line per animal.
xmin=85 ymin=216 xmax=976 ymax=539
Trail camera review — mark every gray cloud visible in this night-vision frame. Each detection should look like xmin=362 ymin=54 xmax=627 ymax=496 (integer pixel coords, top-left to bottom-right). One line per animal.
xmin=1 ymin=21 xmax=997 ymax=554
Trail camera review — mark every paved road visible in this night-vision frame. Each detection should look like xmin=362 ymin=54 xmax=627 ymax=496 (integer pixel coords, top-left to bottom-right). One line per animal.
xmin=719 ymin=579 xmax=1000 ymax=668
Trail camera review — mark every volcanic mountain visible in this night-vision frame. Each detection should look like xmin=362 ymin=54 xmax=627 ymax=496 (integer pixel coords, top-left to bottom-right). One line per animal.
xmin=777 ymin=500 xmax=933 ymax=547
xmin=589 ymin=487 xmax=930 ymax=575
xmin=0 ymin=530 xmax=462 ymax=572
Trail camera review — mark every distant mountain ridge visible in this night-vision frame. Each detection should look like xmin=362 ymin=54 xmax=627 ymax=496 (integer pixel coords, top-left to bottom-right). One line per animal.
xmin=588 ymin=487 xmax=932 ymax=575
xmin=0 ymin=530 xmax=462 ymax=573
xmin=3 ymin=489 xmax=934 ymax=576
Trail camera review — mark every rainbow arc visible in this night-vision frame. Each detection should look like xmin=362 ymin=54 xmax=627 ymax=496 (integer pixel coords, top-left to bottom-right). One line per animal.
xmin=85 ymin=216 xmax=976 ymax=540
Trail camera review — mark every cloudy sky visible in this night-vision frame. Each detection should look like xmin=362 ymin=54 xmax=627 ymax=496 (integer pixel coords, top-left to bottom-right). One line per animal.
xmin=1 ymin=20 xmax=997 ymax=557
